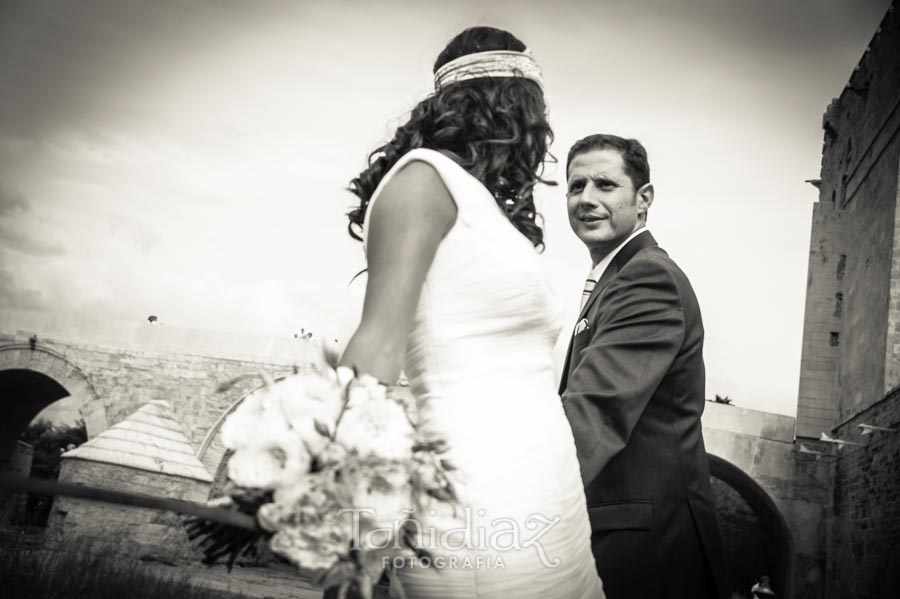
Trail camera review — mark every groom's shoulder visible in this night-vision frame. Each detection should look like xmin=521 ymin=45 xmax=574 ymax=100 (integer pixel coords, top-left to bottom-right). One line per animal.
xmin=621 ymin=245 xmax=699 ymax=299
xmin=647 ymin=245 xmax=689 ymax=278
xmin=623 ymin=244 xmax=681 ymax=278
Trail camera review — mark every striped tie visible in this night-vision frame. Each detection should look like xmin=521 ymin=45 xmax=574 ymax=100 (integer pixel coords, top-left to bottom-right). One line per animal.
xmin=580 ymin=277 xmax=597 ymax=311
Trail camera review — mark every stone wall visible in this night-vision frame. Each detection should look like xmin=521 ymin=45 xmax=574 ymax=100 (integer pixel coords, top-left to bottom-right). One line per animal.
xmin=825 ymin=390 xmax=900 ymax=598
xmin=42 ymin=438 xmax=356 ymax=599
xmin=839 ymin=150 xmax=896 ymax=419
xmin=56 ymin=345 xmax=298 ymax=455
xmin=47 ymin=458 xmax=209 ymax=562
xmin=796 ymin=198 xmax=845 ymax=439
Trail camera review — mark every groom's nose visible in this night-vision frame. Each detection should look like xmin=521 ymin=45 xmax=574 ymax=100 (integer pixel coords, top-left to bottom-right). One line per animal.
xmin=578 ymin=183 xmax=602 ymax=206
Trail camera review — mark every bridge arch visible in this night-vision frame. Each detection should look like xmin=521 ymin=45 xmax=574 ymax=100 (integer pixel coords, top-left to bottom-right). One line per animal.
xmin=0 ymin=344 xmax=107 ymax=468
xmin=195 ymin=376 xmax=273 ymax=489
xmin=709 ymin=453 xmax=795 ymax=598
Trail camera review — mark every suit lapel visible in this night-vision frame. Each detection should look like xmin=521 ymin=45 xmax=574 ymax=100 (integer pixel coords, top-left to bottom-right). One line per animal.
xmin=577 ymin=230 xmax=658 ymax=321
xmin=559 ymin=230 xmax=658 ymax=395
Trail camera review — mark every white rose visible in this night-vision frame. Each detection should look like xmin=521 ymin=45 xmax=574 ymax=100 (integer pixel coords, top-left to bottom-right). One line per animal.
xmin=227 ymin=431 xmax=311 ymax=490
xmin=220 ymin=391 xmax=265 ymax=450
xmin=345 ymin=373 xmax=387 ymax=407
xmin=221 ymin=384 xmax=294 ymax=450
xmin=275 ymin=373 xmax=344 ymax=453
xmin=336 ymin=396 xmax=414 ymax=461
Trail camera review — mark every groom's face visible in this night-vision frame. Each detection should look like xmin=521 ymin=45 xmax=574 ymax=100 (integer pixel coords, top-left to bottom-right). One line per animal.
xmin=566 ymin=148 xmax=643 ymax=263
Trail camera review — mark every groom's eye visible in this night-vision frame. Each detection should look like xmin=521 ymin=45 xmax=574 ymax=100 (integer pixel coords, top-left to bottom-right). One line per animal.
xmin=567 ymin=180 xmax=585 ymax=194
xmin=593 ymin=177 xmax=618 ymax=190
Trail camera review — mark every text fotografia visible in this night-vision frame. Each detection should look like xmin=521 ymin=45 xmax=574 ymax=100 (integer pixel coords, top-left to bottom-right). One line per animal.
xmin=339 ymin=507 xmax=563 ymax=568
xmin=386 ymin=555 xmax=507 ymax=570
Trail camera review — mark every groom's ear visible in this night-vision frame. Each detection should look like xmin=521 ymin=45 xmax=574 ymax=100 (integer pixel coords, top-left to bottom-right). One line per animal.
xmin=636 ymin=183 xmax=654 ymax=220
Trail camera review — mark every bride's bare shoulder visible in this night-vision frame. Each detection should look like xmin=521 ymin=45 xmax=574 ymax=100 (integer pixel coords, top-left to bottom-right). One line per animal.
xmin=370 ymin=157 xmax=458 ymax=237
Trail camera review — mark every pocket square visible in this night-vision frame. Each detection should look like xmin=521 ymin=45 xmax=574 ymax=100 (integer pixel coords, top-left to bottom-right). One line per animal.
xmin=574 ymin=318 xmax=590 ymax=336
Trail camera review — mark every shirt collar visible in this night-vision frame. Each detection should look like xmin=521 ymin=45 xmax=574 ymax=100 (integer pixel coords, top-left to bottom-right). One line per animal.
xmin=587 ymin=226 xmax=650 ymax=282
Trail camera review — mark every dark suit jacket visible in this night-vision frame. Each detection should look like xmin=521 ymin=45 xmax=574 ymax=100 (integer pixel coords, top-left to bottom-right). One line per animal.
xmin=560 ymin=231 xmax=727 ymax=599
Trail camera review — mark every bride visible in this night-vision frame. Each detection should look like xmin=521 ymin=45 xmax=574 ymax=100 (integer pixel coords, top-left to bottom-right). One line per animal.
xmin=339 ymin=26 xmax=604 ymax=599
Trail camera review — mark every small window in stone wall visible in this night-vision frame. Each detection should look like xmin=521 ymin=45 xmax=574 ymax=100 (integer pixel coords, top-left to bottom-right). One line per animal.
xmin=836 ymin=254 xmax=846 ymax=280
xmin=834 ymin=292 xmax=844 ymax=318
xmin=830 ymin=332 xmax=840 ymax=347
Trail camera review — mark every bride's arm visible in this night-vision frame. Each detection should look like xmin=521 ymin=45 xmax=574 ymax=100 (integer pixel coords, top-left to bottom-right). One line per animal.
xmin=340 ymin=161 xmax=457 ymax=382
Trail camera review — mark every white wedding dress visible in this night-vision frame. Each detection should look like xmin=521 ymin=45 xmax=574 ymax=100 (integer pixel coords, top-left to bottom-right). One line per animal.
xmin=364 ymin=149 xmax=604 ymax=598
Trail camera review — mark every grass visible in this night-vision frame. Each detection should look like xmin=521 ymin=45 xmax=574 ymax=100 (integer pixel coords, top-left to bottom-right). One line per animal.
xmin=0 ymin=532 xmax=250 ymax=599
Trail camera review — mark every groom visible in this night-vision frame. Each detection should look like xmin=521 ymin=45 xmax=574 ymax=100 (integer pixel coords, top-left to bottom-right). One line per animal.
xmin=559 ymin=134 xmax=727 ymax=599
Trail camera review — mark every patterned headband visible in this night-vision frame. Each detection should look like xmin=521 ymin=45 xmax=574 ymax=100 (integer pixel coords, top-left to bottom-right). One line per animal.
xmin=433 ymin=49 xmax=543 ymax=90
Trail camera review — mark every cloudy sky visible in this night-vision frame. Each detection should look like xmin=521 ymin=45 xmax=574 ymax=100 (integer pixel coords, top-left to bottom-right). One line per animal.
xmin=0 ymin=0 xmax=891 ymax=416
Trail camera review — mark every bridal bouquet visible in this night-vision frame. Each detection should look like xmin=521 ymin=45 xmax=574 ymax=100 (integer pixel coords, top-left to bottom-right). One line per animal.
xmin=188 ymin=358 xmax=457 ymax=599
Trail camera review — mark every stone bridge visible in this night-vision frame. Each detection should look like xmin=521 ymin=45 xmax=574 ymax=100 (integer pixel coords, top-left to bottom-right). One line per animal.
xmin=0 ymin=308 xmax=829 ymax=598
xmin=0 ymin=309 xmax=316 ymax=480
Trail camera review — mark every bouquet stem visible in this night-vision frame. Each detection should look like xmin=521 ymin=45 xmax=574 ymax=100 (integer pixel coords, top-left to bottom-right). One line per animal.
xmin=0 ymin=472 xmax=257 ymax=530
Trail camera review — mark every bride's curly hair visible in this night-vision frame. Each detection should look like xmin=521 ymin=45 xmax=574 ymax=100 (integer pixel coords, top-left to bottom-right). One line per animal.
xmin=347 ymin=26 xmax=555 ymax=249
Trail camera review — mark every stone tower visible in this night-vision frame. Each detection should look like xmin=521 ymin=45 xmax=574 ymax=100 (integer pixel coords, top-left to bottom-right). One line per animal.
xmin=796 ymin=4 xmax=900 ymax=596
xmin=796 ymin=3 xmax=900 ymax=439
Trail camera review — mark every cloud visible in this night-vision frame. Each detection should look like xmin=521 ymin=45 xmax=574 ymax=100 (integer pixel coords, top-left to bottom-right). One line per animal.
xmin=0 ymin=255 xmax=45 ymax=310
xmin=0 ymin=223 xmax=65 ymax=257
xmin=0 ymin=184 xmax=28 ymax=216
xmin=0 ymin=186 xmax=65 ymax=257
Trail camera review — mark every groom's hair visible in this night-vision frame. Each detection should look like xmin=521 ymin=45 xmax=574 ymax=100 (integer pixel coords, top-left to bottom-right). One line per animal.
xmin=566 ymin=134 xmax=650 ymax=190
